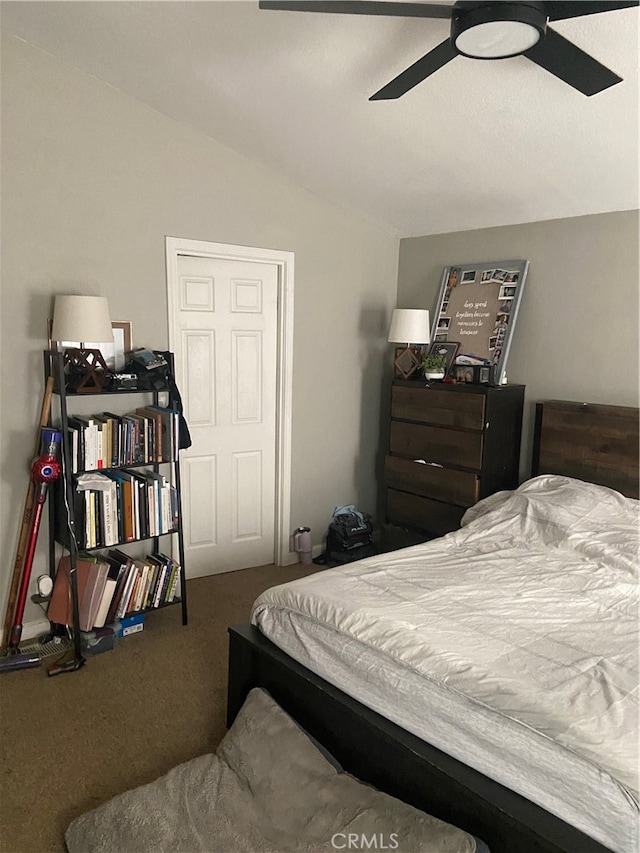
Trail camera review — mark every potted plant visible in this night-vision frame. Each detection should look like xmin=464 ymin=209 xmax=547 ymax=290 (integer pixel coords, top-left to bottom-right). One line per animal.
xmin=421 ymin=353 xmax=447 ymax=381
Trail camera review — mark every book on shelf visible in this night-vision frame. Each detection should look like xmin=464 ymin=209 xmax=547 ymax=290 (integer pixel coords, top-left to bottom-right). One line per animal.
xmin=66 ymin=417 xmax=87 ymax=472
xmin=99 ymin=556 xmax=127 ymax=627
xmin=81 ymin=491 xmax=89 ymax=549
xmin=160 ymin=562 xmax=176 ymax=606
xmin=103 ymin=412 xmax=133 ymax=467
xmin=147 ymin=553 xmax=168 ymax=608
xmin=116 ymin=561 xmax=139 ymax=620
xmin=88 ymin=492 xmax=97 ymax=548
xmin=169 ymin=485 xmax=179 ymax=530
xmin=94 ymin=415 xmax=115 ymax=468
xmin=130 ymin=474 xmax=141 ymax=540
xmin=147 ymin=561 xmax=162 ymax=609
xmin=117 ymin=412 xmax=149 ymax=468
xmin=131 ymin=559 xmax=148 ymax=612
xmin=146 ymin=406 xmax=179 ymax=462
xmin=127 ymin=563 xmax=142 ymax=612
xmin=102 ymin=471 xmax=124 ymax=543
xmin=143 ymin=559 xmax=157 ymax=610
xmin=140 ymin=471 xmax=158 ymax=537
xmin=70 ymin=416 xmax=101 ymax=471
xmin=124 ymin=414 xmax=147 ymax=464
xmin=144 ymin=471 xmax=162 ymax=534
xmin=135 ymin=407 xmax=163 ymax=462
xmin=48 ymin=557 xmax=94 ymax=626
xmin=129 ymin=564 xmax=146 ymax=614
xmin=167 ymin=560 xmax=181 ymax=603
xmin=93 ymin=574 xmax=117 ymax=629
xmin=76 ymin=473 xmax=119 ymax=549
xmin=95 ymin=421 xmax=104 ymax=470
xmin=66 ymin=426 xmax=79 ymax=474
xmin=112 ymin=471 xmax=136 ymax=542
xmin=150 ymin=552 xmax=181 ymax=606
xmin=95 ymin=491 xmax=103 ymax=548
xmin=103 ymin=484 xmax=118 ymax=546
xmin=102 ymin=412 xmax=125 ymax=466
xmin=105 ymin=550 xmax=134 ymax=624
xmin=79 ymin=560 xmax=109 ymax=632
xmin=140 ymin=559 xmax=154 ymax=611
xmin=143 ymin=470 xmax=169 ymax=534
xmin=129 ymin=472 xmax=150 ymax=539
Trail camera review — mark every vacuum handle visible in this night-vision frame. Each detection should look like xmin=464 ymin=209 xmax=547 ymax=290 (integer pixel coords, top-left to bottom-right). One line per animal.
xmin=9 ymin=486 xmax=47 ymax=650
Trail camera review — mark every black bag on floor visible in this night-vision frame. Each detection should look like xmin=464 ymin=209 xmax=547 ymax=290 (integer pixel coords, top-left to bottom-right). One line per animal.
xmin=323 ymin=507 xmax=376 ymax=565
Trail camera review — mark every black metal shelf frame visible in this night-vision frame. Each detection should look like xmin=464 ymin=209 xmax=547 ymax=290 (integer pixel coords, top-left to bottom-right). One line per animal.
xmin=44 ymin=349 xmax=188 ymax=664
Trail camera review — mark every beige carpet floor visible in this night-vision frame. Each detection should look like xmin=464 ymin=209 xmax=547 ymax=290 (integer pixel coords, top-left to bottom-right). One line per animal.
xmin=0 ymin=563 xmax=317 ymax=853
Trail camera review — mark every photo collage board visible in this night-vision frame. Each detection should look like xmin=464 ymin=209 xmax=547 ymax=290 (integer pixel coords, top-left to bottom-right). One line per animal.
xmin=432 ymin=259 xmax=529 ymax=385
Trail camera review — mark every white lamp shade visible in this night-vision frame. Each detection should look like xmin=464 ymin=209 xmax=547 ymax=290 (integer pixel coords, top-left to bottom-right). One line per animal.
xmin=51 ymin=295 xmax=113 ymax=343
xmin=387 ymin=309 xmax=431 ymax=345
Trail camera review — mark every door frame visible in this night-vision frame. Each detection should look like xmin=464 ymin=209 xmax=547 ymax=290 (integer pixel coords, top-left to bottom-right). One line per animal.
xmin=165 ymin=236 xmax=294 ymax=567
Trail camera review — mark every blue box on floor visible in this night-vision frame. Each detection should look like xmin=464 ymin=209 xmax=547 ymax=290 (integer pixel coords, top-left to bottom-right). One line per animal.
xmin=116 ymin=613 xmax=145 ymax=638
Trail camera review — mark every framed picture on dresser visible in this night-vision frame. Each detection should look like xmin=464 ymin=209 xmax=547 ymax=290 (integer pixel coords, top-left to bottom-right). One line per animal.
xmin=426 ymin=341 xmax=460 ymax=376
xmin=431 ymin=260 xmax=529 ymax=385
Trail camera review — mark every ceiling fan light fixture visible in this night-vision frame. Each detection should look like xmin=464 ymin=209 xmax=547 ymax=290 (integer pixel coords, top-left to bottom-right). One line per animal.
xmin=452 ymin=3 xmax=547 ymax=59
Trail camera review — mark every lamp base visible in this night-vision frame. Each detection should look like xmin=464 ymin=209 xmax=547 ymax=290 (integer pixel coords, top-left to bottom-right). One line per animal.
xmin=393 ymin=346 xmax=425 ymax=380
xmin=64 ymin=348 xmax=109 ymax=392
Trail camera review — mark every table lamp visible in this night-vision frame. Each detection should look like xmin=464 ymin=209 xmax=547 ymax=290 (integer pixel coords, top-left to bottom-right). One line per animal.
xmin=387 ymin=309 xmax=431 ymax=379
xmin=51 ymin=295 xmax=113 ymax=392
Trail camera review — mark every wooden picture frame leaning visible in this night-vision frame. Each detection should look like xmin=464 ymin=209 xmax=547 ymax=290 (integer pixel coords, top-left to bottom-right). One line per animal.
xmin=98 ymin=321 xmax=132 ymax=371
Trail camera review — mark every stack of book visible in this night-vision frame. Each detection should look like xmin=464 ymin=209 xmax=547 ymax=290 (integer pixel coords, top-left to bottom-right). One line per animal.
xmin=47 ymin=551 xmax=182 ymax=630
xmin=66 ymin=406 xmax=180 ymax=473
xmin=54 ymin=468 xmax=180 ymax=549
xmin=70 ymin=469 xmax=179 ymax=549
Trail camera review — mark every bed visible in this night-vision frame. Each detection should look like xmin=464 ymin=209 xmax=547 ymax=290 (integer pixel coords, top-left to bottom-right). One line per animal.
xmin=227 ymin=400 xmax=639 ymax=853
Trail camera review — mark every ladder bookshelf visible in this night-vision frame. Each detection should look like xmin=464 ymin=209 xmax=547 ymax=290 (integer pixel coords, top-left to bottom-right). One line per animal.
xmin=44 ymin=349 xmax=188 ymax=668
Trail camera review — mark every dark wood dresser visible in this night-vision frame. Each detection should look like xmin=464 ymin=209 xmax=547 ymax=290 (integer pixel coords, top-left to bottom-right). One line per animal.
xmin=384 ymin=380 xmax=525 ymax=538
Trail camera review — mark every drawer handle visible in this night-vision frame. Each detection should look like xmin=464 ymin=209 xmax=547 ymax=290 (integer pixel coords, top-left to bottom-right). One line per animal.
xmin=413 ymin=459 xmax=443 ymax=467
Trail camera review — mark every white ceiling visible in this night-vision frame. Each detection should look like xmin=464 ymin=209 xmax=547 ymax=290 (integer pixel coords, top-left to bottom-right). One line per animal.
xmin=2 ymin=1 xmax=639 ymax=237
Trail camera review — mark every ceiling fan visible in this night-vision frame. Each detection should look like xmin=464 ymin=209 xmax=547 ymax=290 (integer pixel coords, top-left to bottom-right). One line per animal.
xmin=258 ymin=1 xmax=639 ymax=99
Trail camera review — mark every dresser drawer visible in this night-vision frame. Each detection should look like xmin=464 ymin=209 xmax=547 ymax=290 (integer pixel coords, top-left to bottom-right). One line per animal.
xmin=390 ymin=421 xmax=483 ymax=471
xmin=387 ymin=489 xmax=465 ymax=536
xmin=392 ymin=386 xmax=485 ymax=430
xmin=385 ymin=455 xmax=479 ymax=507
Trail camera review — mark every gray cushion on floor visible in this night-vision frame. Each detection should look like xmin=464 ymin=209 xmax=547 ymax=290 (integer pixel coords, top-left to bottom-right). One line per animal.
xmin=65 ymin=687 xmax=479 ymax=853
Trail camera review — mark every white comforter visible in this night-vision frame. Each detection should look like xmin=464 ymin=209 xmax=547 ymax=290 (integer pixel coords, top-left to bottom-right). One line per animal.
xmin=253 ymin=475 xmax=639 ymax=804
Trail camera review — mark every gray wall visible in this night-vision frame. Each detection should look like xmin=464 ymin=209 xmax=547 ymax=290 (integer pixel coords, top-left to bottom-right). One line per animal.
xmin=0 ymin=35 xmax=399 ymax=634
xmin=397 ymin=210 xmax=640 ymax=479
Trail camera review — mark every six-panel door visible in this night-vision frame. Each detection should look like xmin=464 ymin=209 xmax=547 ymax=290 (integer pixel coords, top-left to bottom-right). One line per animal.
xmin=173 ymin=254 xmax=279 ymax=577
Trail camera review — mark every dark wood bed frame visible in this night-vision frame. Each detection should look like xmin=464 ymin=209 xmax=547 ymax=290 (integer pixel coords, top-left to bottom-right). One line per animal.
xmin=227 ymin=399 xmax=639 ymax=853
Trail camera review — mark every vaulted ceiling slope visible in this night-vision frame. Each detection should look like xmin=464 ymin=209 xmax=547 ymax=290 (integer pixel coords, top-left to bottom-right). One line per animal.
xmin=2 ymin=1 xmax=638 ymax=237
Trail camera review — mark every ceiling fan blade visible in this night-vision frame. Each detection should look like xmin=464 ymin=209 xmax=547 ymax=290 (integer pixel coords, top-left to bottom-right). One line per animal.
xmin=545 ymin=1 xmax=639 ymax=21
xmin=370 ymin=39 xmax=457 ymax=100
xmin=525 ymin=27 xmax=623 ymax=95
xmin=258 ymin=2 xmax=454 ymax=18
